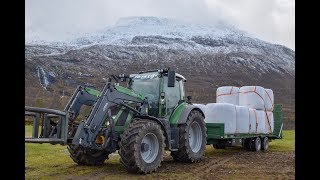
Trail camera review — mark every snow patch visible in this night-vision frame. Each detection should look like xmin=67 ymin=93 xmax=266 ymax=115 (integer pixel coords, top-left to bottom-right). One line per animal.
xmin=37 ymin=66 xmax=50 ymax=89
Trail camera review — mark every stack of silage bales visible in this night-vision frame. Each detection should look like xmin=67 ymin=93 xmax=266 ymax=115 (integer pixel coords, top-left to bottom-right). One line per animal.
xmin=204 ymin=86 xmax=274 ymax=134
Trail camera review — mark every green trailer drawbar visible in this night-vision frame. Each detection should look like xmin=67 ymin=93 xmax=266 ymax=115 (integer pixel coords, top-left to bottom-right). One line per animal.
xmin=206 ymin=104 xmax=283 ymax=151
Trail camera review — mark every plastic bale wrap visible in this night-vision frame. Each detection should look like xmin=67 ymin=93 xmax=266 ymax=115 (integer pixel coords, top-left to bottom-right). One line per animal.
xmin=205 ymin=103 xmax=236 ymax=134
xmin=235 ymin=105 xmax=250 ymax=134
xmin=193 ymin=103 xmax=206 ymax=114
xmin=239 ymin=86 xmax=266 ymax=110
xmin=264 ymin=89 xmax=274 ymax=111
xmin=256 ymin=110 xmax=266 ymax=133
xmin=248 ymin=108 xmax=257 ymax=133
xmin=265 ymin=111 xmax=274 ymax=133
xmin=216 ymin=86 xmax=239 ymax=105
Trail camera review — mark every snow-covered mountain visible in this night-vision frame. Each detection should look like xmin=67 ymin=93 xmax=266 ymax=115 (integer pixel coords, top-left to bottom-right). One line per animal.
xmin=25 ymin=16 xmax=295 ymax=128
xmin=26 ymin=16 xmax=294 ymax=75
xmin=27 ymin=17 xmax=245 ymax=46
xmin=71 ymin=17 xmax=247 ymax=46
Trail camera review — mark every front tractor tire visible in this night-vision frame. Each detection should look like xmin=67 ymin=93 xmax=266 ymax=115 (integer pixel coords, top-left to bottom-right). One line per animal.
xmin=119 ymin=119 xmax=165 ymax=174
xmin=67 ymin=145 xmax=110 ymax=166
xmin=171 ymin=110 xmax=207 ymax=162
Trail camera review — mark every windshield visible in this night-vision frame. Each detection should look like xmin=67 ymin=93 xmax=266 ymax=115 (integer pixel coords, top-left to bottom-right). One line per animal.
xmin=130 ymin=73 xmax=160 ymax=116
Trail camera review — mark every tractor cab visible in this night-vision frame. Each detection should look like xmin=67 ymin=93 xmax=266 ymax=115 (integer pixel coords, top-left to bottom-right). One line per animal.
xmin=128 ymin=70 xmax=187 ymax=118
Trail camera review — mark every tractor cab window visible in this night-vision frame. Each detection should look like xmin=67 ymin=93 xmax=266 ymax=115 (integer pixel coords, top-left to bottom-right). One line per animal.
xmin=163 ymin=77 xmax=181 ymax=116
xmin=130 ymin=73 xmax=160 ymax=116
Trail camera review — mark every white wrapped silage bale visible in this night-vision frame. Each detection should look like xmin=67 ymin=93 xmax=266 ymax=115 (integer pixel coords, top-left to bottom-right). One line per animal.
xmin=216 ymin=86 xmax=239 ymax=105
xmin=248 ymin=108 xmax=258 ymax=133
xmin=239 ymin=86 xmax=266 ymax=110
xmin=205 ymin=103 xmax=236 ymax=134
xmin=264 ymin=89 xmax=274 ymax=111
xmin=256 ymin=110 xmax=266 ymax=133
xmin=235 ymin=105 xmax=250 ymax=134
xmin=265 ymin=111 xmax=274 ymax=133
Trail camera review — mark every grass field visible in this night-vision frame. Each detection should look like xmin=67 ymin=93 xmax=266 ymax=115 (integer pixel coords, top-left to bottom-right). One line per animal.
xmin=25 ymin=126 xmax=294 ymax=179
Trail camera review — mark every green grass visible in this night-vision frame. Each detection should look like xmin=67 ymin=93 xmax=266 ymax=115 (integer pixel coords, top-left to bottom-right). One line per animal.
xmin=25 ymin=125 xmax=43 ymax=138
xmin=269 ymin=130 xmax=295 ymax=151
xmin=25 ymin=142 xmax=123 ymax=179
xmin=25 ymin=126 xmax=294 ymax=179
xmin=25 ymin=126 xmax=33 ymax=137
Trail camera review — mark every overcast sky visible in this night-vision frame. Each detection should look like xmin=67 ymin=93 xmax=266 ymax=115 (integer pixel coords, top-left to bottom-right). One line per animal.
xmin=25 ymin=0 xmax=295 ymax=50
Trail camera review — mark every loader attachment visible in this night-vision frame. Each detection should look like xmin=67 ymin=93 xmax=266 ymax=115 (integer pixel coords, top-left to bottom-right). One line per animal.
xmin=25 ymin=85 xmax=100 ymax=145
xmin=24 ymin=76 xmax=148 ymax=148
xmin=25 ymin=106 xmax=69 ymax=145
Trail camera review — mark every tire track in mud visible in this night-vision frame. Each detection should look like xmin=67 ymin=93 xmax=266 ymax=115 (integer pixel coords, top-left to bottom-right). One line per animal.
xmin=193 ymin=152 xmax=243 ymax=176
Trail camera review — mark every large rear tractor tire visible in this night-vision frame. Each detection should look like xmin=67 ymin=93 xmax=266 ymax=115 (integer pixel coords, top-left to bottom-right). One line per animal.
xmin=67 ymin=145 xmax=110 ymax=166
xmin=119 ymin=119 xmax=165 ymax=174
xmin=171 ymin=110 xmax=207 ymax=162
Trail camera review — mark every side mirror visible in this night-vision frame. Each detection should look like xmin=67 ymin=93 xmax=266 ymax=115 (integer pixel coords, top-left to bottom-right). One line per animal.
xmin=168 ymin=70 xmax=175 ymax=87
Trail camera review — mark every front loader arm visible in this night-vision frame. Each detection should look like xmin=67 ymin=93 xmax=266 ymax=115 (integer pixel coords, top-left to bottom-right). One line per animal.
xmin=64 ymin=86 xmax=99 ymax=122
xmin=72 ymin=82 xmax=148 ymax=149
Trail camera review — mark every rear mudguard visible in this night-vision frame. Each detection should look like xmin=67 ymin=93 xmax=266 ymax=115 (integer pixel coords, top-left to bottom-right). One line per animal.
xmin=169 ymin=102 xmax=205 ymax=125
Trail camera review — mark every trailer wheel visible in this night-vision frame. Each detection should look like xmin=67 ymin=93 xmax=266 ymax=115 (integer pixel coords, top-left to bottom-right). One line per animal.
xmin=171 ymin=110 xmax=207 ymax=162
xmin=119 ymin=119 xmax=165 ymax=174
xmin=261 ymin=137 xmax=269 ymax=150
xmin=244 ymin=138 xmax=252 ymax=151
xmin=250 ymin=137 xmax=261 ymax=151
xmin=67 ymin=145 xmax=110 ymax=166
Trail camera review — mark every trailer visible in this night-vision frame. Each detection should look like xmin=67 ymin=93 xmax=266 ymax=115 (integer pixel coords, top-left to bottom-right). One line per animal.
xmin=206 ymin=104 xmax=283 ymax=151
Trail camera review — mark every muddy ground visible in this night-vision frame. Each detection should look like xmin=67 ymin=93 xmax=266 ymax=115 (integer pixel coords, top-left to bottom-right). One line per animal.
xmin=60 ymin=149 xmax=294 ymax=180
xmin=26 ymin=129 xmax=295 ymax=179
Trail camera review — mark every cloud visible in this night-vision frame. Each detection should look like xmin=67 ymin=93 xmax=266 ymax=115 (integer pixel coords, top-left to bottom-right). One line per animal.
xmin=25 ymin=0 xmax=294 ymax=49
xmin=205 ymin=0 xmax=295 ymax=49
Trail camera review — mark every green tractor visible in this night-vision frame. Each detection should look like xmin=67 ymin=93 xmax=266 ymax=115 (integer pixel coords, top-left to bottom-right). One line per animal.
xmin=25 ymin=69 xmax=207 ymax=174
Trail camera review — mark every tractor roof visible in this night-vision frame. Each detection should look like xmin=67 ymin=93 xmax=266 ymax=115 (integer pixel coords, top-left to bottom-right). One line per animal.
xmin=130 ymin=71 xmax=186 ymax=82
